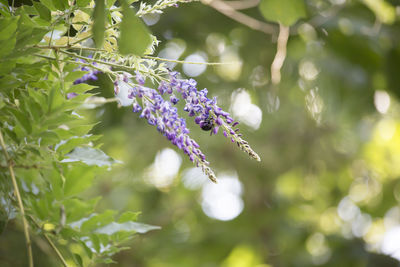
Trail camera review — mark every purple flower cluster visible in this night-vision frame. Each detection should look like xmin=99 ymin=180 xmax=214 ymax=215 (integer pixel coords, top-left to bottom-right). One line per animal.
xmin=73 ymin=58 xmax=102 ymax=85
xmin=117 ymin=72 xmax=217 ymax=182
xmin=113 ymin=70 xmax=260 ymax=182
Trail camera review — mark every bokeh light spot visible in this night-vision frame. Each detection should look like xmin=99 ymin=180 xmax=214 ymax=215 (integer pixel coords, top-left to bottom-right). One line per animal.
xmin=374 ymin=90 xmax=390 ymax=114
xmin=201 ymin=173 xmax=244 ymax=221
xmin=230 ymin=89 xmax=262 ymax=130
xmin=145 ymin=148 xmax=182 ymax=190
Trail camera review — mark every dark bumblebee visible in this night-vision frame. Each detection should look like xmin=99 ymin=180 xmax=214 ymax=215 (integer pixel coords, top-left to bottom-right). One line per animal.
xmin=200 ymin=117 xmax=214 ymax=131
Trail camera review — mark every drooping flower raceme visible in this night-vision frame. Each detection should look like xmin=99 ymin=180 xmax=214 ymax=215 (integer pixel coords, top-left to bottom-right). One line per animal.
xmin=76 ymin=63 xmax=260 ymax=182
xmin=119 ymin=71 xmax=217 ymax=182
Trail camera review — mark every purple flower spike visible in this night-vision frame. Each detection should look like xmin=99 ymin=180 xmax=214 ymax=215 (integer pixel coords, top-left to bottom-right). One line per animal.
xmin=212 ymin=126 xmax=219 ymax=135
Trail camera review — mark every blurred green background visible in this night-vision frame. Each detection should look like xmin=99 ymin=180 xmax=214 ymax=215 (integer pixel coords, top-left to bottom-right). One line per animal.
xmin=93 ymin=0 xmax=400 ymax=266
xmin=4 ymin=0 xmax=400 ymax=266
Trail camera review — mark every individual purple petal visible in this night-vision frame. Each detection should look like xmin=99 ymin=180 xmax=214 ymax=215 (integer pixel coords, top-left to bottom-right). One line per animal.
xmin=212 ymin=126 xmax=219 ymax=135
xmin=216 ymin=117 xmax=223 ymax=126
xmin=170 ymin=95 xmax=179 ymax=105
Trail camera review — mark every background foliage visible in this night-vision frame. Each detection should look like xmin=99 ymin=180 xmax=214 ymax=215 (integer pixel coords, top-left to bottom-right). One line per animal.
xmin=1 ymin=0 xmax=400 ymax=266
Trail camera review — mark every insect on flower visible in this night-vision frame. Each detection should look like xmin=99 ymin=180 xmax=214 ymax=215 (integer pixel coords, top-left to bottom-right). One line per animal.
xmin=200 ymin=117 xmax=214 ymax=132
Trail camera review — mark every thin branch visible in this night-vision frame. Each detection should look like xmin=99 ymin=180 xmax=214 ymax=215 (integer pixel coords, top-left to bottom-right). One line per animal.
xmin=142 ymin=55 xmax=234 ymax=65
xmin=201 ymin=0 xmax=276 ymax=35
xmin=29 ymin=216 xmax=69 ymax=267
xmin=60 ymin=50 xmax=132 ymax=71
xmin=0 ymin=130 xmax=34 ymax=267
xmin=271 ymin=24 xmax=289 ymax=85
xmin=34 ymin=46 xmax=231 ymax=65
xmin=34 ymin=45 xmax=107 ymax=52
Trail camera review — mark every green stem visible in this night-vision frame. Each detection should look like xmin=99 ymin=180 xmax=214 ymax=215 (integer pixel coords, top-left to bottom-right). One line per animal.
xmin=0 ymin=130 xmax=34 ymax=267
xmin=35 ymin=46 xmax=229 ymax=65
xmin=142 ymin=55 xmax=233 ymax=65
xmin=59 ymin=50 xmax=169 ymax=82
xmin=29 ymin=216 xmax=69 ymax=267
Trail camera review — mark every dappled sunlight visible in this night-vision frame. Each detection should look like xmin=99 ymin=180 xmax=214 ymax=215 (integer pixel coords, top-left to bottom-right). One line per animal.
xmin=201 ymin=173 xmax=244 ymax=221
xmin=382 ymin=227 xmax=400 ymax=261
xmin=216 ymin=47 xmax=242 ymax=81
xmin=306 ymin=232 xmax=332 ymax=265
xmin=206 ymin=33 xmax=226 ymax=57
xmin=145 ymin=148 xmax=182 ymax=190
xmin=305 ymin=87 xmax=324 ymax=123
xmin=374 ymin=90 xmax=391 ymax=114
xmin=299 ymin=60 xmax=319 ymax=81
xmin=182 ymin=167 xmax=208 ymax=190
xmin=363 ymin=119 xmax=400 ymax=178
xmin=230 ymin=89 xmax=262 ymax=130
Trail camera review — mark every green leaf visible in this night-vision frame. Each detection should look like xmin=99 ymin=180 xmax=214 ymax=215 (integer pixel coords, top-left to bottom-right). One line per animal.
xmin=56 ymin=135 xmax=101 ymax=154
xmin=259 ymin=0 xmax=307 ymax=26
xmin=0 ymin=17 xmax=18 ymax=41
xmin=53 ymin=0 xmax=69 ymax=10
xmin=9 ymin=108 xmax=32 ymax=134
xmin=95 ymin=221 xmax=161 ymax=235
xmin=45 ymin=112 xmax=76 ymax=127
xmin=22 ymin=5 xmax=38 ymax=16
xmin=38 ymin=131 xmax=60 ymax=146
xmin=42 ymin=168 xmax=64 ymax=200
xmin=63 ymin=197 xmax=100 ymax=223
xmin=48 ymin=86 xmax=65 ymax=112
xmin=119 ymin=2 xmax=152 ymax=56
xmin=40 ymin=0 xmax=56 ymax=11
xmin=118 ymin=211 xmax=140 ymax=223
xmin=28 ymin=88 xmax=47 ymax=110
xmin=106 ymin=0 xmax=117 ymax=9
xmin=81 ymin=210 xmax=116 ymax=232
xmin=67 ymin=83 xmax=97 ymax=93
xmin=33 ymin=2 xmax=51 ymax=22
xmin=77 ymin=0 xmax=92 ymax=7
xmin=61 ymin=146 xmax=122 ymax=167
xmin=0 ymin=36 xmax=16 ymax=58
xmin=0 ymin=17 xmax=18 ymax=58
xmin=0 ymin=60 xmax=16 ymax=73
xmin=14 ymin=12 xmax=47 ymax=50
xmin=64 ymin=164 xmax=97 ymax=197
xmin=93 ymin=0 xmax=106 ymax=48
